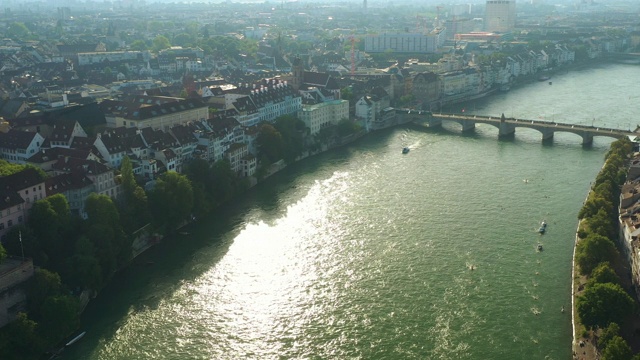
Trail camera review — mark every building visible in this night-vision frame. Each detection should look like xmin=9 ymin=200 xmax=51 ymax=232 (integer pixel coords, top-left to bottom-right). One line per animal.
xmin=77 ymin=51 xmax=151 ymax=66
xmin=444 ymin=18 xmax=476 ymax=41
xmin=0 ymin=130 xmax=45 ymax=165
xmin=484 ymin=0 xmax=516 ymax=32
xmin=298 ymin=100 xmax=349 ymax=136
xmin=0 ymin=258 xmax=34 ymax=328
xmin=101 ymin=96 xmax=209 ymax=131
xmin=364 ymin=32 xmax=441 ymax=54
xmin=0 ymin=168 xmax=46 ymax=240
xmin=412 ymin=72 xmax=440 ymax=107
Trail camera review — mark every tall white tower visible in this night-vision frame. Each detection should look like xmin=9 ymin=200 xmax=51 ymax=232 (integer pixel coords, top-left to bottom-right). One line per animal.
xmin=484 ymin=0 xmax=516 ymax=32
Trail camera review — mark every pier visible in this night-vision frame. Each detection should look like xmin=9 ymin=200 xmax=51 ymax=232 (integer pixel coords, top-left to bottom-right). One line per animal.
xmin=395 ymin=109 xmax=638 ymax=145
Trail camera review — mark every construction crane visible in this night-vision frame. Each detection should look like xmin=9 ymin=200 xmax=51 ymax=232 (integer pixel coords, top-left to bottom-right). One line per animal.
xmin=436 ymin=6 xmax=443 ymax=27
xmin=350 ymin=35 xmax=359 ymax=76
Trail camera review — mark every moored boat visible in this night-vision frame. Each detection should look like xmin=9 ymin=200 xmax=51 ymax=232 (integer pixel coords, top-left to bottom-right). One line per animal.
xmin=402 ymin=147 xmax=410 ymax=154
xmin=65 ymin=331 xmax=86 ymax=347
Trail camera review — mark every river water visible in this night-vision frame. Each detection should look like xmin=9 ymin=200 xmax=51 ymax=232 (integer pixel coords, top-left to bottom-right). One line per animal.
xmin=63 ymin=63 xmax=640 ymax=360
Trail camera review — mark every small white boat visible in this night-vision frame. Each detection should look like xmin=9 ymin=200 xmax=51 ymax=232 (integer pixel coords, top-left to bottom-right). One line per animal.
xmin=65 ymin=331 xmax=86 ymax=347
xmin=402 ymin=147 xmax=410 ymax=154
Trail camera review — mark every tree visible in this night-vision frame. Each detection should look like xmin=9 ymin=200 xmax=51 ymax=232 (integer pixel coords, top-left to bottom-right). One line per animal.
xmin=587 ymin=262 xmax=620 ymax=288
xmin=29 ymin=196 xmax=74 ymax=268
xmin=336 ymin=118 xmax=361 ymax=137
xmin=601 ymin=336 xmax=633 ymax=360
xmin=0 ymin=160 xmax=32 ymax=176
xmin=210 ymin=159 xmax=237 ymax=206
xmin=27 ymin=269 xmax=62 ymax=319
xmin=148 ymin=172 xmax=194 ymax=232
xmin=62 ymin=236 xmax=102 ymax=290
xmin=274 ymin=115 xmax=306 ymax=163
xmin=184 ymin=158 xmax=215 ymax=217
xmin=341 ymin=87 xmax=354 ymax=101
xmin=152 ymin=35 xmax=171 ymax=53
xmin=577 ymin=282 xmax=635 ymax=330
xmin=0 ymin=243 xmax=6 ymax=264
xmin=575 ymin=233 xmax=618 ymax=276
xmin=119 ymin=156 xmax=150 ymax=233
xmin=39 ymin=295 xmax=80 ymax=343
xmin=85 ymin=193 xmax=130 ymax=273
xmin=173 ymin=33 xmax=193 ymax=47
xmin=129 ymin=40 xmax=148 ymax=51
xmin=256 ymin=123 xmax=284 ymax=165
xmin=6 ymin=22 xmax=30 ymax=39
xmin=598 ymin=322 xmax=621 ymax=350
xmin=578 ymin=194 xmax=612 ymax=220
xmin=584 ymin=208 xmax=615 ymax=238
xmin=0 ymin=313 xmax=43 ymax=359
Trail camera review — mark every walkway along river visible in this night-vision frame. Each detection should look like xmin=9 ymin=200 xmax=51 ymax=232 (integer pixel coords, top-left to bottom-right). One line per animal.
xmin=62 ymin=63 xmax=640 ymax=360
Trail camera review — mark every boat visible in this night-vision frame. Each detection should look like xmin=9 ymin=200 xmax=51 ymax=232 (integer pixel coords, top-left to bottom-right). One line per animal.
xmin=538 ymin=221 xmax=547 ymax=234
xmin=548 ymin=81 xmax=552 ymax=85
xmin=65 ymin=331 xmax=86 ymax=347
xmin=537 ymin=244 xmax=543 ymax=251
xmin=402 ymin=147 xmax=410 ymax=154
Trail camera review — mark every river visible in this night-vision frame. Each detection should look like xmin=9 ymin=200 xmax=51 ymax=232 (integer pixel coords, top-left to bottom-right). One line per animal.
xmin=62 ymin=63 xmax=640 ymax=360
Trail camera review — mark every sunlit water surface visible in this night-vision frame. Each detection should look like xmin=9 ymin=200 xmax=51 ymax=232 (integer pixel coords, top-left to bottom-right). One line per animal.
xmin=64 ymin=64 xmax=640 ymax=360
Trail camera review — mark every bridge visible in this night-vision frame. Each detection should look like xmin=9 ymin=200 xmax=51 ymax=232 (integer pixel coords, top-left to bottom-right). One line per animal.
xmin=395 ymin=109 xmax=638 ymax=145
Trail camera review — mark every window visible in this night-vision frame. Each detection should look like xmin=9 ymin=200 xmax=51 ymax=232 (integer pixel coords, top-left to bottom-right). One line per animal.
xmin=18 ymin=216 xmax=23 ymax=223
xmin=7 ymin=220 xmax=12 ymax=227
xmin=0 ymin=223 xmax=3 ymax=230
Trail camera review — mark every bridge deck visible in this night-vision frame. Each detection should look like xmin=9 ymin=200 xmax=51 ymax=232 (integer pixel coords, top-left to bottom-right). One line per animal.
xmin=394 ymin=109 xmax=637 ymax=139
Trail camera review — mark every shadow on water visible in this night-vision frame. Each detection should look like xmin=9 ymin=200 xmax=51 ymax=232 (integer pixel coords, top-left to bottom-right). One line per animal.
xmin=66 ymin=202 xmax=258 ymax=358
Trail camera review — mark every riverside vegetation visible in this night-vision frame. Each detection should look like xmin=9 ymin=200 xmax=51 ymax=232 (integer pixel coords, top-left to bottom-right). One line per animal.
xmin=575 ymin=137 xmax=639 ymax=360
xmin=0 ymin=114 xmax=360 ymax=359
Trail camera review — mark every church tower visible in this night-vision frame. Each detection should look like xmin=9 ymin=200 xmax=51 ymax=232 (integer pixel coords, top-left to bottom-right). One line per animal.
xmin=291 ymin=57 xmax=304 ymax=91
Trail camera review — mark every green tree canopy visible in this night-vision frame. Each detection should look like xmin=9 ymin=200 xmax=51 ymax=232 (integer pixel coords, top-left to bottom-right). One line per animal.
xmin=577 ymin=282 xmax=635 ymax=330
xmin=39 ymin=295 xmax=80 ymax=343
xmin=152 ymin=35 xmax=171 ymax=52
xmin=27 ymin=268 xmax=62 ymax=319
xmin=129 ymin=40 xmax=148 ymax=51
xmin=61 ymin=235 xmax=102 ymax=290
xmin=587 ymin=262 xmax=620 ymax=288
xmin=148 ymin=172 xmax=194 ymax=233
xmin=575 ymin=233 xmax=618 ymax=276
xmin=336 ymin=118 xmax=361 ymax=137
xmin=210 ymin=159 xmax=238 ymax=206
xmin=601 ymin=336 xmax=633 ymax=360
xmin=0 ymin=243 xmax=6 ymax=264
xmin=256 ymin=123 xmax=284 ymax=165
xmin=173 ymin=33 xmax=193 ymax=47
xmin=6 ymin=22 xmax=30 ymax=39
xmin=274 ymin=115 xmax=306 ymax=163
xmin=0 ymin=312 xmax=43 ymax=359
xmin=119 ymin=156 xmax=150 ymax=233
xmin=584 ymin=208 xmax=616 ymax=238
xmin=29 ymin=195 xmax=74 ymax=269
xmin=578 ymin=193 xmax=613 ymax=220
xmin=85 ymin=193 xmax=130 ymax=275
xmin=598 ymin=322 xmax=621 ymax=350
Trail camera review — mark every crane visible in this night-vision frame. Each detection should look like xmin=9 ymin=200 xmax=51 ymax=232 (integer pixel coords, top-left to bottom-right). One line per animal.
xmin=350 ymin=35 xmax=360 ymax=76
